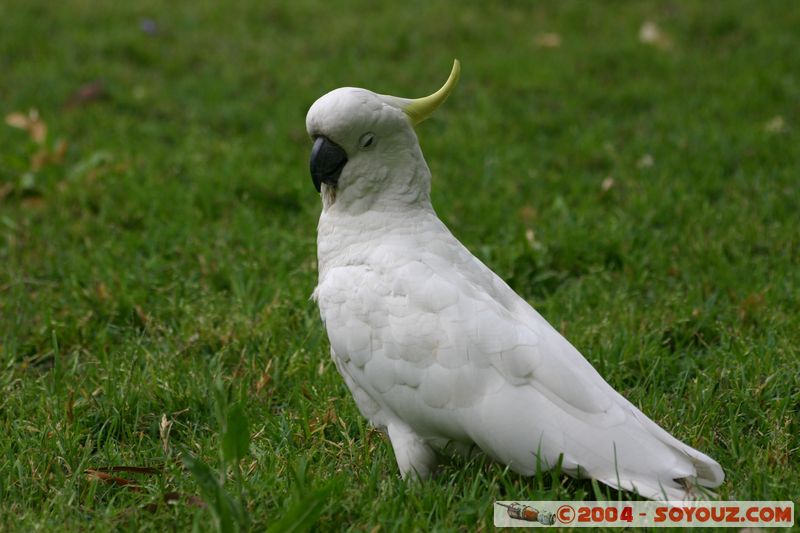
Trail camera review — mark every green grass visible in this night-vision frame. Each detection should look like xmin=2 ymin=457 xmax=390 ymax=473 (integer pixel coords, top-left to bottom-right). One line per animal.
xmin=1 ymin=0 xmax=799 ymax=530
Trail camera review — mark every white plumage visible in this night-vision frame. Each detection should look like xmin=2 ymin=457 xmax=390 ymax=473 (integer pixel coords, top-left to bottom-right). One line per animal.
xmin=306 ymin=61 xmax=723 ymax=500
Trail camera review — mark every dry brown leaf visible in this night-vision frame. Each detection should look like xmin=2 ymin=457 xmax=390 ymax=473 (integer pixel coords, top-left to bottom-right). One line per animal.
xmin=21 ymin=196 xmax=45 ymax=209
xmin=6 ymin=109 xmax=47 ymax=144
xmin=29 ymin=121 xmax=46 ymax=145
xmin=764 ymin=115 xmax=786 ymax=133
xmin=739 ymin=292 xmax=766 ymax=322
xmin=518 ymin=205 xmax=538 ymax=224
xmin=96 ymin=282 xmax=109 ymax=301
xmin=85 ymin=469 xmax=143 ymax=491
xmin=534 ymin=32 xmax=562 ymax=48
xmin=5 ymin=112 xmax=29 ymax=129
xmin=65 ymin=81 xmax=109 ymax=109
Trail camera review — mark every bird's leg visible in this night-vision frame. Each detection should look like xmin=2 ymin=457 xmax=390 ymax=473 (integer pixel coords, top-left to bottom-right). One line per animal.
xmin=387 ymin=421 xmax=438 ymax=480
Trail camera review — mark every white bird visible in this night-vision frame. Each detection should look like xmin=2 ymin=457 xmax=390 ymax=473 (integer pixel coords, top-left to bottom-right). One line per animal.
xmin=306 ymin=60 xmax=724 ymax=500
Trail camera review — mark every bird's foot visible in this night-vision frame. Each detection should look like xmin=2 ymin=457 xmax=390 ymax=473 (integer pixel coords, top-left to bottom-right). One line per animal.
xmin=387 ymin=421 xmax=438 ymax=480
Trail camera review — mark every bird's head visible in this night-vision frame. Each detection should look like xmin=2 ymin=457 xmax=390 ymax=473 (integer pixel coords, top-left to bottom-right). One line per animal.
xmin=306 ymin=60 xmax=460 ymax=212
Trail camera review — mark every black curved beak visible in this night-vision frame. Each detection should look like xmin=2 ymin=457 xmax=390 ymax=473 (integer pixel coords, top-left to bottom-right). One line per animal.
xmin=310 ymin=136 xmax=348 ymax=192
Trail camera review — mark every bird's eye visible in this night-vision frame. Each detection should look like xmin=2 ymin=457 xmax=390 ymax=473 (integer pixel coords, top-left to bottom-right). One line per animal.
xmin=359 ymin=132 xmax=376 ymax=150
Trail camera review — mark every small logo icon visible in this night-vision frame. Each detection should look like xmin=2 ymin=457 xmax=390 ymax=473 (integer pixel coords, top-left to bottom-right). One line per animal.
xmin=556 ymin=504 xmax=575 ymax=524
xmin=496 ymin=502 xmax=556 ymax=525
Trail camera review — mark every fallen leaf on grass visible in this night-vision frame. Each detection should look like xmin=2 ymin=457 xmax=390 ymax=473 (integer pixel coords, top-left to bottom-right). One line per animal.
xmin=763 ymin=115 xmax=786 ymax=133
xmin=86 ymin=469 xmax=143 ymax=491
xmin=7 ymin=109 xmax=69 ymax=176
xmin=21 ymin=196 xmax=45 ymax=209
xmin=5 ymin=113 xmax=28 ymax=129
xmin=96 ymin=282 xmax=110 ymax=302
xmin=65 ymin=81 xmax=109 ymax=109
xmin=87 ymin=465 xmax=206 ymax=517
xmin=739 ymin=292 xmax=766 ymax=323
xmin=518 ymin=205 xmax=538 ymax=226
xmin=30 ymin=138 xmax=68 ymax=171
xmin=85 ymin=465 xmax=164 ymax=492
xmin=534 ymin=32 xmax=561 ymax=48
xmin=6 ymin=109 xmax=47 ymax=144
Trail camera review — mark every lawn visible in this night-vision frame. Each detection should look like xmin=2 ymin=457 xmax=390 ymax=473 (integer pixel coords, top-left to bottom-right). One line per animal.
xmin=1 ymin=0 xmax=798 ymax=530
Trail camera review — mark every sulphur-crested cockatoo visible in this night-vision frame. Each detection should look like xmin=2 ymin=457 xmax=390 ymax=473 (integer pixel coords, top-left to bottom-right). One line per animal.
xmin=306 ymin=60 xmax=724 ymax=500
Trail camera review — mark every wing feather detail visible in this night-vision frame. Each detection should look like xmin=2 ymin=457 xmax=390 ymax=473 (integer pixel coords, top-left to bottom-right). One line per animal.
xmin=315 ymin=220 xmax=722 ymax=493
